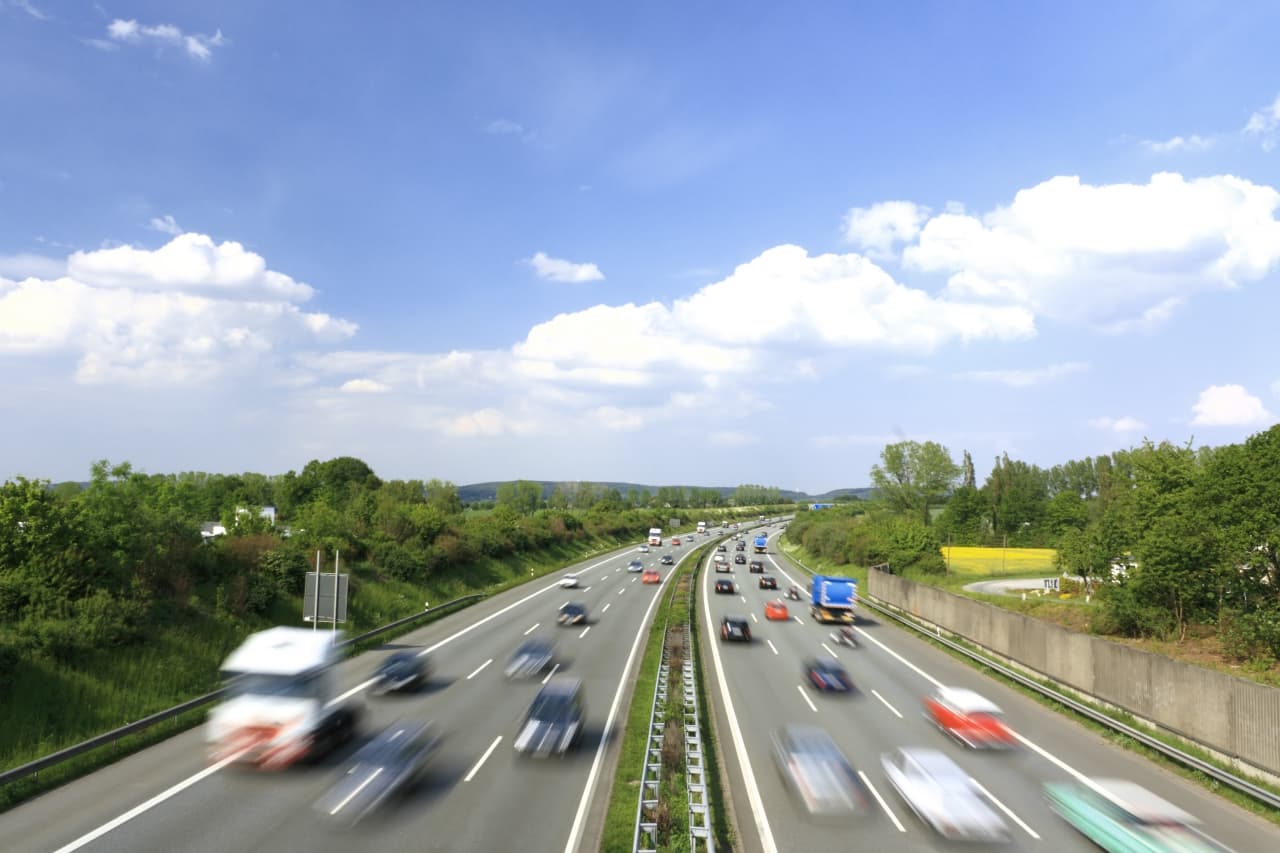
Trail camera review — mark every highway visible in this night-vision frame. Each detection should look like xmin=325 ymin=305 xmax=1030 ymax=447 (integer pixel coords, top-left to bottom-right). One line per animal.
xmin=701 ymin=527 xmax=1279 ymax=853
xmin=1 ymin=535 xmax=715 ymax=853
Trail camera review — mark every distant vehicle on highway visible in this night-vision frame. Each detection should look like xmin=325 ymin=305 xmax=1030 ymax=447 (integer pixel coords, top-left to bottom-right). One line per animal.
xmin=637 ymin=544 xmax=650 ymax=553
xmin=514 ymin=677 xmax=585 ymax=757
xmin=671 ymin=537 xmax=681 ymax=546
xmin=714 ymin=579 xmax=735 ymax=594
xmin=804 ymin=656 xmax=853 ymax=692
xmin=559 ymin=574 xmax=580 ymax=588
xmin=882 ymin=747 xmax=1008 ymax=842
xmin=716 ymin=544 xmax=728 ymax=552
xmin=772 ymin=725 xmax=869 ymax=819
xmin=1043 ymin=778 xmax=1229 ymax=852
xmin=314 ymin=720 xmax=439 ymax=826
xmin=924 ymin=687 xmax=1015 ymax=749
xmin=505 ymin=638 xmax=556 ymax=678
xmin=749 ymin=560 xmax=764 ymax=573
xmin=720 ymin=615 xmax=751 ymax=642
xmin=759 ymin=575 xmax=778 ymax=590
xmin=810 ymin=574 xmax=857 ymax=625
xmin=371 ymin=651 xmax=429 ymax=696
xmin=660 ymin=554 xmax=674 ymax=565
xmin=628 ymin=559 xmax=644 ymax=572
xmin=735 ymin=541 xmax=746 ymax=551
xmin=764 ymin=600 xmax=789 ymax=621
xmin=642 ymin=569 xmax=661 ymax=584
xmin=714 ymin=555 xmax=730 ymax=572
xmin=557 ymin=602 xmax=588 ymax=626
xmin=734 ymin=553 xmax=746 ymax=564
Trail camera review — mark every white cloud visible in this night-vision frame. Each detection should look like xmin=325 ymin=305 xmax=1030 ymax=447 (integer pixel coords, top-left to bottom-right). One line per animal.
xmin=485 ymin=118 xmax=525 ymax=136
xmin=1244 ymin=94 xmax=1280 ymax=152
xmin=527 ymin=251 xmax=605 ymax=283
xmin=1140 ymin=134 xmax=1214 ymax=154
xmin=593 ymin=406 xmax=645 ymax=431
xmin=843 ymin=201 xmax=930 ymax=259
xmin=902 ymin=173 xmax=1280 ymax=329
xmin=709 ymin=430 xmax=756 ymax=446
xmin=106 ymin=18 xmax=224 ymax=61
xmin=1191 ymin=384 xmax=1273 ymax=426
xmin=0 ymin=252 xmax=65 ymax=280
xmin=0 ymin=233 xmax=354 ymax=384
xmin=960 ymin=361 xmax=1088 ymax=387
xmin=340 ymin=378 xmax=388 ymax=393
xmin=11 ymin=0 xmax=48 ymax=20
xmin=440 ymin=408 xmax=535 ymax=437
xmin=1089 ymin=415 xmax=1148 ymax=433
xmin=148 ymin=214 xmax=183 ymax=236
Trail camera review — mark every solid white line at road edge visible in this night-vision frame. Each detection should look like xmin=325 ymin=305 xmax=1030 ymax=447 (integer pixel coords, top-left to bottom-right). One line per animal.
xmin=870 ymin=689 xmax=903 ymax=719
xmin=53 ymin=749 xmax=249 ymax=853
xmin=968 ymin=776 xmax=1040 ymax=838
xmin=561 ymin=542 xmax=681 ymax=853
xmin=464 ymin=736 xmax=503 ymax=782
xmin=703 ymin=551 xmax=779 ymax=853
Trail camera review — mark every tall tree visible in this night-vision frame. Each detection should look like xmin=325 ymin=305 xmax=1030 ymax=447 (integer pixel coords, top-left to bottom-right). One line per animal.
xmin=870 ymin=441 xmax=959 ymax=525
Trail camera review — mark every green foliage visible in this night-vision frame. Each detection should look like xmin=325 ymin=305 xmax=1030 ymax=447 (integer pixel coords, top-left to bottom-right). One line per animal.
xmin=869 ymin=440 xmax=959 ymax=525
xmin=935 ymin=485 xmax=986 ymax=544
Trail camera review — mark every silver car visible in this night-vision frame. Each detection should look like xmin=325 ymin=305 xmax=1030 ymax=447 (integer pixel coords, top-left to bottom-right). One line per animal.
xmin=881 ymin=747 xmax=1009 ymax=842
xmin=504 ymin=638 xmax=555 ymax=678
xmin=771 ymin=725 xmax=869 ymax=819
xmin=514 ymin=677 xmax=585 ymax=757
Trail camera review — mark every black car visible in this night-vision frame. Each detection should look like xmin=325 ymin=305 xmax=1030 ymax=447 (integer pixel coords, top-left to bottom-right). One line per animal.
xmin=759 ymin=575 xmax=778 ymax=590
xmin=734 ymin=553 xmax=747 ymax=564
xmin=557 ymin=602 xmax=588 ymax=626
xmin=716 ymin=544 xmax=727 ymax=553
xmin=514 ymin=677 xmax=585 ymax=757
xmin=627 ymin=559 xmax=644 ymax=572
xmin=735 ymin=542 xmax=746 ymax=551
xmin=720 ymin=615 xmax=751 ymax=642
xmin=505 ymin=638 xmax=556 ymax=678
xmin=749 ymin=560 xmax=764 ymax=573
xmin=314 ymin=720 xmax=439 ymax=825
xmin=714 ymin=578 xmax=735 ymax=594
xmin=805 ymin=656 xmax=854 ymax=692
xmin=371 ymin=651 xmax=429 ymax=695
xmin=660 ymin=554 xmax=675 ymax=565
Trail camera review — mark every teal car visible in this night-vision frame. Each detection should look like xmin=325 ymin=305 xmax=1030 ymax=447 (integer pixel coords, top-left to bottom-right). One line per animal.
xmin=1044 ymin=780 xmax=1230 ymax=852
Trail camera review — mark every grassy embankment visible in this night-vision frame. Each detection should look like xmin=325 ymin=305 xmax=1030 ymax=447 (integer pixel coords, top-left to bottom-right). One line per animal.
xmin=0 ymin=530 xmax=648 ymax=811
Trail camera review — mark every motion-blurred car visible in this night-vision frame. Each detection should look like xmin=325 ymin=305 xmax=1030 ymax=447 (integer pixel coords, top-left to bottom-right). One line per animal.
xmin=559 ymin=573 xmax=580 ymax=589
xmin=371 ymin=651 xmax=430 ymax=696
xmin=660 ymin=554 xmax=674 ymax=565
xmin=716 ymin=544 xmax=728 ymax=552
xmin=759 ymin=575 xmax=778 ymax=590
xmin=749 ymin=560 xmax=764 ymax=573
xmin=764 ymin=600 xmax=789 ymax=621
xmin=720 ymin=615 xmax=751 ymax=642
xmin=557 ymin=602 xmax=588 ymax=626
xmin=881 ymin=747 xmax=1008 ymax=842
xmin=505 ymin=638 xmax=556 ymax=678
xmin=714 ymin=555 xmax=730 ymax=572
xmin=671 ymin=537 xmax=681 ymax=546
xmin=514 ymin=677 xmax=585 ymax=757
xmin=804 ymin=656 xmax=853 ymax=692
xmin=642 ymin=569 xmax=661 ymax=584
xmin=734 ymin=553 xmax=747 ymax=564
xmin=638 ymin=544 xmax=650 ymax=553
xmin=714 ymin=579 xmax=735 ymax=594
xmin=771 ymin=725 xmax=869 ymax=819
xmin=924 ymin=687 xmax=1016 ymax=749
xmin=627 ymin=559 xmax=644 ymax=572
xmin=1043 ymin=779 xmax=1230 ymax=852
xmin=314 ymin=720 xmax=439 ymax=826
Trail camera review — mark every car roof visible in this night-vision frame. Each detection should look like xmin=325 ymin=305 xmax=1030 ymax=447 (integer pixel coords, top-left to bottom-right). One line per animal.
xmin=898 ymin=747 xmax=966 ymax=779
xmin=538 ymin=676 xmax=583 ymax=698
xmin=723 ymin=614 xmax=749 ymax=624
xmin=936 ymin=686 xmax=1002 ymax=714
xmin=1091 ymin=779 xmax=1200 ymax=824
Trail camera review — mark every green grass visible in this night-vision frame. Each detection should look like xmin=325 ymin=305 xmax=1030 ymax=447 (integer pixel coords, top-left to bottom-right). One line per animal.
xmin=0 ymin=531 xmax=645 ymax=812
xmin=600 ymin=543 xmax=709 ymax=853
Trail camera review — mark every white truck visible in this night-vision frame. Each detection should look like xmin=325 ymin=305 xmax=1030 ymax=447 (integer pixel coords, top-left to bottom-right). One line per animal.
xmin=206 ymin=627 xmax=360 ymax=769
xmin=696 ymin=521 xmax=707 ymax=534
xmin=648 ymin=527 xmax=663 ymax=546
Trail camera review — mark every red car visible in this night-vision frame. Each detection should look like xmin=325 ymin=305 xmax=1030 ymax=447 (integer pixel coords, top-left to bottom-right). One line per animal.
xmin=764 ymin=600 xmax=789 ymax=621
xmin=642 ymin=569 xmax=661 ymax=584
xmin=923 ymin=687 xmax=1016 ymax=749
xmin=671 ymin=537 xmax=681 ymax=546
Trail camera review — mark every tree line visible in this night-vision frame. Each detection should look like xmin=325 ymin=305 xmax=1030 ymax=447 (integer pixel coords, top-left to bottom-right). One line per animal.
xmin=0 ymin=458 xmax=793 ymax=685
xmin=789 ymin=430 xmax=1280 ymax=662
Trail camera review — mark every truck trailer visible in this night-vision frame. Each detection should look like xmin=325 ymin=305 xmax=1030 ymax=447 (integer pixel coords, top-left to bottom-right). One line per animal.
xmin=753 ymin=534 xmax=768 ymax=554
xmin=810 ymin=575 xmax=857 ymax=624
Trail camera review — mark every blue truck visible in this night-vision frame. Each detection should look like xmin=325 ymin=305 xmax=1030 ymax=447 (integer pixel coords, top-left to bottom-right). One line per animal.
xmin=753 ymin=534 xmax=768 ymax=554
xmin=810 ymin=575 xmax=857 ymax=624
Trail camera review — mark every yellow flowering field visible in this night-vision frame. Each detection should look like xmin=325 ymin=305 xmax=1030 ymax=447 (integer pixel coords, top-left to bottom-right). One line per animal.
xmin=941 ymin=546 xmax=1056 ymax=575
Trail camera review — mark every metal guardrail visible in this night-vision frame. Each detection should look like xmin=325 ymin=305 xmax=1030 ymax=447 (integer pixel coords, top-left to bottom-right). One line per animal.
xmin=682 ymin=570 xmax=714 ymax=853
xmin=634 ymin=628 xmax=671 ymax=853
xmin=0 ymin=593 xmax=483 ymax=789
xmin=777 ymin=547 xmax=1280 ymax=812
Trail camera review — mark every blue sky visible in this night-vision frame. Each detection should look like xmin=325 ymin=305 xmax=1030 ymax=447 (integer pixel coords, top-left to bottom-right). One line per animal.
xmin=3 ymin=1 xmax=1280 ymax=493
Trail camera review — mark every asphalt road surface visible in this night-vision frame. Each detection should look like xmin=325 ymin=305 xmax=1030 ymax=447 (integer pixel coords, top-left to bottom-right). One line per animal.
xmin=701 ymin=527 xmax=1278 ymax=853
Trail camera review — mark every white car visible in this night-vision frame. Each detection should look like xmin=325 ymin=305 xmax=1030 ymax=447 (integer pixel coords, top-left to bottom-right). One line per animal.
xmin=638 ymin=545 xmax=650 ymax=553
xmin=559 ymin=574 xmax=579 ymax=589
xmin=881 ymin=748 xmax=1008 ymax=842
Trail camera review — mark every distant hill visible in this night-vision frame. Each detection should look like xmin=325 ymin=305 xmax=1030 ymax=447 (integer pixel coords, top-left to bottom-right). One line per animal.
xmin=456 ymin=480 xmax=870 ymax=504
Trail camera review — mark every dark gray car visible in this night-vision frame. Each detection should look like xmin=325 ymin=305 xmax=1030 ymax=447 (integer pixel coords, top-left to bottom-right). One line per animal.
xmin=513 ymin=677 xmax=585 ymax=757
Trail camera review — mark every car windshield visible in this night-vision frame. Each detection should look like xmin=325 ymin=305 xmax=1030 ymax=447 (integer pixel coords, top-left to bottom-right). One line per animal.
xmin=226 ymin=672 xmax=321 ymax=700
xmin=529 ymin=692 xmax=577 ymax=722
